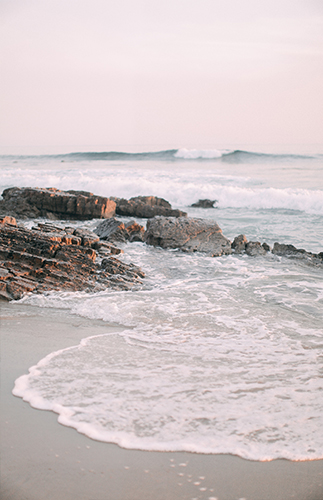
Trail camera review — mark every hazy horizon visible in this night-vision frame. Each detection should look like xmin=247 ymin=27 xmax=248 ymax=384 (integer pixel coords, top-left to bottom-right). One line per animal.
xmin=1 ymin=0 xmax=322 ymax=152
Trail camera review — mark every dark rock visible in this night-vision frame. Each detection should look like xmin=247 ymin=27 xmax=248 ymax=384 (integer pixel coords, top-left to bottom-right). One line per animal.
xmin=93 ymin=241 xmax=123 ymax=256
xmin=232 ymin=236 xmax=271 ymax=256
xmin=73 ymin=228 xmax=100 ymax=247
xmin=272 ymin=243 xmax=304 ymax=256
xmin=245 ymin=241 xmax=267 ymax=256
xmin=0 ymin=187 xmax=116 ymax=220
xmin=262 ymin=242 xmax=271 ymax=252
xmin=101 ymin=257 xmax=145 ymax=280
xmin=272 ymin=242 xmax=323 ymax=266
xmin=111 ymin=196 xmax=187 ymax=218
xmin=232 ymin=234 xmax=248 ymax=253
xmin=130 ymin=196 xmax=172 ymax=209
xmin=0 ymin=220 xmax=144 ymax=300
xmin=145 ymin=216 xmax=232 ymax=256
xmin=95 ymin=218 xmax=145 ymax=243
xmin=191 ymin=199 xmax=217 ymax=208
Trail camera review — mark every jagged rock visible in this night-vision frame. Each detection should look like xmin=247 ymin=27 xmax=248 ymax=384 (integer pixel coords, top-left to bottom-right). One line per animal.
xmin=111 ymin=196 xmax=187 ymax=218
xmin=262 ymin=242 xmax=271 ymax=252
xmin=0 ymin=187 xmax=116 ymax=220
xmin=131 ymin=196 xmax=172 ymax=209
xmin=73 ymin=228 xmax=100 ymax=247
xmin=191 ymin=199 xmax=217 ymax=208
xmin=232 ymin=236 xmax=271 ymax=255
xmin=0 ymin=220 xmax=144 ymax=301
xmin=245 ymin=241 xmax=267 ymax=256
xmin=95 ymin=218 xmax=145 ymax=243
xmin=0 ymin=215 xmax=17 ymax=226
xmin=273 ymin=243 xmax=305 ymax=256
xmin=232 ymin=234 xmax=248 ymax=253
xmin=101 ymin=257 xmax=145 ymax=280
xmin=145 ymin=216 xmax=232 ymax=256
xmin=93 ymin=241 xmax=123 ymax=256
xmin=272 ymin=242 xmax=323 ymax=266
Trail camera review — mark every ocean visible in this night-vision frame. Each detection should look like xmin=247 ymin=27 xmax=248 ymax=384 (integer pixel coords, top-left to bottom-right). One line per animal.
xmin=1 ymin=146 xmax=323 ymax=462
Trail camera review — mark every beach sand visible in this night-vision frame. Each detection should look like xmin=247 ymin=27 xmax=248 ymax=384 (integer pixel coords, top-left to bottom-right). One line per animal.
xmin=1 ymin=302 xmax=322 ymax=500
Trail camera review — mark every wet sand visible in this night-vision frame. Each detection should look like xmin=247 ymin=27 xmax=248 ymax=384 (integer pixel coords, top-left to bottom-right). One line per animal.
xmin=1 ymin=302 xmax=322 ymax=500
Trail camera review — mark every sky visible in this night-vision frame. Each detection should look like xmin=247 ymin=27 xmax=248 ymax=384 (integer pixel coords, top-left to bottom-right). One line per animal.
xmin=0 ymin=0 xmax=322 ymax=152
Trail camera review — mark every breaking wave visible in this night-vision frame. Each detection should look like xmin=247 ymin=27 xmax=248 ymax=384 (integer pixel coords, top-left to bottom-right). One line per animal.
xmin=1 ymin=148 xmax=320 ymax=163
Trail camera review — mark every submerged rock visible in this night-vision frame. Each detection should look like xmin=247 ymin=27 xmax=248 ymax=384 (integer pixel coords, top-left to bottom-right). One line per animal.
xmin=0 ymin=187 xmax=116 ymax=220
xmin=111 ymin=196 xmax=187 ymax=218
xmin=145 ymin=216 xmax=232 ymax=256
xmin=0 ymin=220 xmax=144 ymax=301
xmin=191 ymin=199 xmax=217 ymax=208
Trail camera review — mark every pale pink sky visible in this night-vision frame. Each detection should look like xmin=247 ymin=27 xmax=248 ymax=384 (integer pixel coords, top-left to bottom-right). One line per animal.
xmin=0 ymin=0 xmax=322 ymax=152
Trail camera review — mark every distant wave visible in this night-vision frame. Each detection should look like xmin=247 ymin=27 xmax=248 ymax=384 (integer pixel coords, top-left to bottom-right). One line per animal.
xmin=1 ymin=148 xmax=320 ymax=163
xmin=175 ymin=148 xmax=320 ymax=162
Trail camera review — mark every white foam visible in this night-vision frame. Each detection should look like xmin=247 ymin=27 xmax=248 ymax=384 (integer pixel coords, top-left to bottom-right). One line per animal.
xmin=174 ymin=148 xmax=225 ymax=159
xmin=14 ymin=247 xmax=323 ymax=461
xmin=12 ymin=326 xmax=323 ymax=460
xmin=6 ymin=152 xmax=323 ymax=460
xmin=1 ymin=161 xmax=322 ymax=215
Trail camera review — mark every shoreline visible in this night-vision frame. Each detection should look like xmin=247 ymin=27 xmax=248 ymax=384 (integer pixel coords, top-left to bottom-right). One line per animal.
xmin=1 ymin=302 xmax=322 ymax=500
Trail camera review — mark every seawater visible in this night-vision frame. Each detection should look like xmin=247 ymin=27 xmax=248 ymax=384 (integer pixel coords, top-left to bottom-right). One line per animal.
xmin=2 ymin=147 xmax=323 ymax=461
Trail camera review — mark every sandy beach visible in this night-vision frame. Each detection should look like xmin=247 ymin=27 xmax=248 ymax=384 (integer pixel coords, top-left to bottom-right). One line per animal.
xmin=1 ymin=301 xmax=322 ymax=500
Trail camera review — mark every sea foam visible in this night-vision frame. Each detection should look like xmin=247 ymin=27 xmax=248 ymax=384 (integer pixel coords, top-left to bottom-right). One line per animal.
xmin=14 ymin=246 xmax=323 ymax=461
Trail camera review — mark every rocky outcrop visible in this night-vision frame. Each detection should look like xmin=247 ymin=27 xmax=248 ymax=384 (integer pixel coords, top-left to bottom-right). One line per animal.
xmin=231 ymin=234 xmax=248 ymax=253
xmin=245 ymin=241 xmax=267 ymax=256
xmin=95 ymin=218 xmax=145 ymax=243
xmin=0 ymin=187 xmax=116 ymax=220
xmin=191 ymin=199 xmax=217 ymax=208
xmin=230 ymin=235 xmax=322 ymax=264
xmin=111 ymin=196 xmax=187 ymax=218
xmin=272 ymin=242 xmax=323 ymax=266
xmin=0 ymin=219 xmax=144 ymax=301
xmin=145 ymin=216 xmax=232 ymax=256
xmin=231 ymin=234 xmax=271 ymax=255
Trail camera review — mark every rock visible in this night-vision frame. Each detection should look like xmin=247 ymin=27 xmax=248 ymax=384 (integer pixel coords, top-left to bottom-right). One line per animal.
xmin=73 ymin=228 xmax=100 ymax=247
xmin=0 ymin=220 xmax=144 ymax=300
xmin=93 ymin=241 xmax=123 ymax=256
xmin=0 ymin=215 xmax=17 ymax=226
xmin=95 ymin=218 xmax=145 ymax=243
xmin=130 ymin=196 xmax=172 ymax=209
xmin=145 ymin=216 xmax=232 ymax=256
xmin=0 ymin=187 xmax=116 ymax=220
xmin=245 ymin=241 xmax=267 ymax=256
xmin=101 ymin=257 xmax=145 ymax=280
xmin=272 ymin=242 xmax=323 ymax=266
xmin=232 ymin=236 xmax=271 ymax=255
xmin=272 ymin=243 xmax=305 ymax=256
xmin=191 ymin=199 xmax=217 ymax=208
xmin=262 ymin=242 xmax=271 ymax=252
xmin=111 ymin=196 xmax=187 ymax=218
xmin=232 ymin=234 xmax=248 ymax=253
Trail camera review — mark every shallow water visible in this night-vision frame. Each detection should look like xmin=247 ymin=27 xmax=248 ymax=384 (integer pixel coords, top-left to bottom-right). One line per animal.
xmin=3 ymin=147 xmax=323 ymax=460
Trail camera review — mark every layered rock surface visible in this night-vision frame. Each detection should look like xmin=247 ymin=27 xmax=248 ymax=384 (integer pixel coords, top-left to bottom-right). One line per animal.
xmin=0 ymin=219 xmax=144 ymax=301
xmin=145 ymin=217 xmax=232 ymax=256
xmin=111 ymin=196 xmax=187 ymax=218
xmin=0 ymin=187 xmax=116 ymax=220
